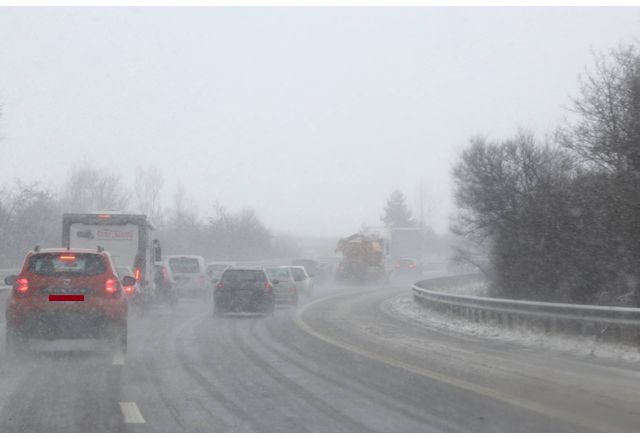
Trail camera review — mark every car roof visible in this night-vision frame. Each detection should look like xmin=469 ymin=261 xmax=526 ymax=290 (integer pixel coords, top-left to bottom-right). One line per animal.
xmin=33 ymin=248 xmax=108 ymax=255
xmin=223 ymin=267 xmax=264 ymax=271
xmin=165 ymin=255 xmax=205 ymax=260
xmin=284 ymin=265 xmax=308 ymax=273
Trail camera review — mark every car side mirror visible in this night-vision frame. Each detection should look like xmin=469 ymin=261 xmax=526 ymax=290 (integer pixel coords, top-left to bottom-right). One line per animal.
xmin=4 ymin=275 xmax=17 ymax=286
xmin=122 ymin=276 xmax=136 ymax=287
xmin=273 ymin=279 xmax=280 ymax=285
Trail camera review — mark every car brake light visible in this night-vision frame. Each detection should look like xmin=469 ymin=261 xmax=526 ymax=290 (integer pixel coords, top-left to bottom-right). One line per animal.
xmin=105 ymin=278 xmax=119 ymax=294
xmin=98 ymin=214 xmax=111 ymax=219
xmin=134 ymin=268 xmax=141 ymax=281
xmin=59 ymin=254 xmax=76 ymax=261
xmin=124 ymin=285 xmax=135 ymax=295
xmin=15 ymin=278 xmax=29 ymax=294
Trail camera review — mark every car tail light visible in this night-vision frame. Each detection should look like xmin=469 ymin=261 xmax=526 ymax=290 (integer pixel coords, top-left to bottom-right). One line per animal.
xmin=409 ymin=264 xmax=415 ymax=269
xmin=124 ymin=285 xmax=135 ymax=296
xmin=134 ymin=268 xmax=141 ymax=281
xmin=105 ymin=278 xmax=119 ymax=294
xmin=215 ymin=282 xmax=224 ymax=290
xmin=290 ymin=285 xmax=296 ymax=293
xmin=15 ymin=278 xmax=29 ymax=294
xmin=264 ymin=282 xmax=273 ymax=293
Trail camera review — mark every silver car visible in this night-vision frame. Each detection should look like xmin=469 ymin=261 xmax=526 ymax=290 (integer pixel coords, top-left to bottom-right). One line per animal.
xmin=285 ymin=265 xmax=314 ymax=297
xmin=265 ymin=267 xmax=299 ymax=307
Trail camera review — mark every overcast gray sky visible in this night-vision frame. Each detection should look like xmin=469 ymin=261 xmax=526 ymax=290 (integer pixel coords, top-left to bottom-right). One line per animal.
xmin=1 ymin=7 xmax=639 ymax=236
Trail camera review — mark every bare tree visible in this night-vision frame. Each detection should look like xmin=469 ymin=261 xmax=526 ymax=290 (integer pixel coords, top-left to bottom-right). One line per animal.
xmin=0 ymin=182 xmax=60 ymax=265
xmin=452 ymin=132 xmax=579 ymax=301
xmin=61 ymin=165 xmax=130 ymax=212
xmin=134 ymin=166 xmax=164 ymax=224
xmin=558 ymin=44 xmax=640 ymax=305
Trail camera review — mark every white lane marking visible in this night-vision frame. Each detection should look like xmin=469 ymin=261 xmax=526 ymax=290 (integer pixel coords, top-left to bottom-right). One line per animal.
xmin=112 ymin=352 xmax=126 ymax=366
xmin=119 ymin=402 xmax=146 ymax=424
xmin=293 ymin=291 xmax=619 ymax=433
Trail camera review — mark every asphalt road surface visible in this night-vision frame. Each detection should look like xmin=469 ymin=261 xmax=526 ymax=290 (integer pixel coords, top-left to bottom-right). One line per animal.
xmin=0 ymin=281 xmax=639 ymax=432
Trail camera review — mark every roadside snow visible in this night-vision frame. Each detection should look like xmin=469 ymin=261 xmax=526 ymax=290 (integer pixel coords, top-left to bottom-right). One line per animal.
xmin=385 ymin=292 xmax=640 ymax=363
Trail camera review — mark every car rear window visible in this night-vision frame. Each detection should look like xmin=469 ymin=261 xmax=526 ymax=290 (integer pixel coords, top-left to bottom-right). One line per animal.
xmin=27 ymin=253 xmax=106 ymax=276
xmin=266 ymin=268 xmax=291 ymax=280
xmin=207 ymin=264 xmax=229 ymax=275
xmin=291 ymin=267 xmax=307 ymax=281
xmin=292 ymin=260 xmax=317 ymax=275
xmin=168 ymin=257 xmax=201 ymax=274
xmin=116 ymin=266 xmax=132 ymax=277
xmin=221 ymin=270 xmax=266 ymax=283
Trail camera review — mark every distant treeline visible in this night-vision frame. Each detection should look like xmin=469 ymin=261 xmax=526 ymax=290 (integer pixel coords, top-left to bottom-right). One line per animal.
xmin=453 ymin=44 xmax=640 ymax=307
xmin=0 ymin=167 xmax=299 ymax=267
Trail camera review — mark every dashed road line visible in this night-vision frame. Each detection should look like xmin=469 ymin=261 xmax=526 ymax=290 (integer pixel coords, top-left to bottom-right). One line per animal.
xmin=119 ymin=402 xmax=145 ymax=424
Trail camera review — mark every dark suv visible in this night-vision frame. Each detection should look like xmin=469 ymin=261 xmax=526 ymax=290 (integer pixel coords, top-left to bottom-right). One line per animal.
xmin=4 ymin=247 xmax=134 ymax=354
xmin=213 ymin=268 xmax=275 ymax=316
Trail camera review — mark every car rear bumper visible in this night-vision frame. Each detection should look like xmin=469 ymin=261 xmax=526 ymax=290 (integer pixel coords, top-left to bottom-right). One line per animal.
xmin=6 ymin=295 xmax=127 ymax=339
xmin=214 ymin=290 xmax=274 ymax=312
xmin=7 ymin=310 xmax=124 ymax=339
xmin=274 ymin=292 xmax=297 ymax=305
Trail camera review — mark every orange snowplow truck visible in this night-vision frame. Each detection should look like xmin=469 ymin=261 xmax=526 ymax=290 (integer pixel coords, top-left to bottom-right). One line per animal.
xmin=335 ymin=234 xmax=388 ymax=284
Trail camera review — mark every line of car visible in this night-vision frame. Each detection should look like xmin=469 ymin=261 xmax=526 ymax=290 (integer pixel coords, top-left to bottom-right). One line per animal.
xmin=2 ymin=248 xmax=319 ymax=356
xmin=212 ymin=265 xmax=314 ymax=316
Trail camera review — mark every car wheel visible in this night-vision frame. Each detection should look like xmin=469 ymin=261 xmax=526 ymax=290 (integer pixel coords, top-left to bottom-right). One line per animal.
xmin=213 ymin=300 xmax=225 ymax=317
xmin=265 ymin=301 xmax=275 ymax=316
xmin=109 ymin=320 xmax=127 ymax=354
xmin=169 ymin=291 xmax=178 ymax=309
xmin=120 ymin=323 xmax=128 ymax=354
xmin=5 ymin=324 xmax=26 ymax=356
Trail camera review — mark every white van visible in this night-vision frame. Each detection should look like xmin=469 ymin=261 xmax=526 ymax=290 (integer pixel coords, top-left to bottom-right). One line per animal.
xmin=164 ymin=255 xmax=208 ymax=299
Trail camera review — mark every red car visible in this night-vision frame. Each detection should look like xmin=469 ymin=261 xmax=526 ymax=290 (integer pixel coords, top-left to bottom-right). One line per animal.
xmin=4 ymin=247 xmax=133 ymax=354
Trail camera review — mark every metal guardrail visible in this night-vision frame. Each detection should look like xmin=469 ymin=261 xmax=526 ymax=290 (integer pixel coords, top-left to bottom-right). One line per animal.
xmin=413 ymin=275 xmax=640 ymax=346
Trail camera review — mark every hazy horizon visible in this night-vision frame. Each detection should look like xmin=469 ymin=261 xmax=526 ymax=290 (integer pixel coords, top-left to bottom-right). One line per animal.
xmin=1 ymin=7 xmax=639 ymax=237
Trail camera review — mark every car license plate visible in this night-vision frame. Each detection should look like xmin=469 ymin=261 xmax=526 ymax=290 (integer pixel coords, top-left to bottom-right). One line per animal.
xmin=49 ymin=295 xmax=84 ymax=302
